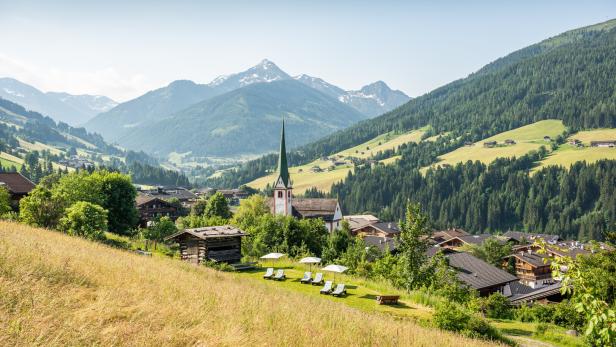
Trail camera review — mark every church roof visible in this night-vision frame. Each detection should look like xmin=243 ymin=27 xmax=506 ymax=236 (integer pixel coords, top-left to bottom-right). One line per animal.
xmin=266 ymin=197 xmax=340 ymax=222
xmin=275 ymin=119 xmax=291 ymax=188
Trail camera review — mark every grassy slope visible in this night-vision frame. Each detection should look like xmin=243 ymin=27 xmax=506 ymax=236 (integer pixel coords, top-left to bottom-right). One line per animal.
xmin=247 ymin=128 xmax=425 ymax=193
xmin=0 ymin=222 xmax=498 ymax=347
xmin=427 ymin=120 xmax=566 ymax=170
xmin=534 ymin=128 xmax=616 ymax=171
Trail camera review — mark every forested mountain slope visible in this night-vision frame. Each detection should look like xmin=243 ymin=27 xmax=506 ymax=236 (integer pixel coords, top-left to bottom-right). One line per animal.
xmin=0 ymin=97 xmax=188 ymax=186
xmin=210 ymin=18 xmax=616 ymax=189
xmin=118 ymin=80 xmax=367 ymax=157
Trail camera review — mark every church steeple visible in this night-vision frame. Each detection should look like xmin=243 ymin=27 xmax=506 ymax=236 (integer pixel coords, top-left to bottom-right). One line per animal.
xmin=273 ymin=119 xmax=292 ymax=216
xmin=276 ymin=119 xmax=291 ymax=188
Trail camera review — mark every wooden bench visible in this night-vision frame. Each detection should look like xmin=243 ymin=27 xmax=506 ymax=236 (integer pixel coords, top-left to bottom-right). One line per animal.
xmin=376 ymin=295 xmax=400 ymax=305
xmin=230 ymin=262 xmax=258 ymax=271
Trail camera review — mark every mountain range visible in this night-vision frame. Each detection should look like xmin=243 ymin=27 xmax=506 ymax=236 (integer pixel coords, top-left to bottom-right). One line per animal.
xmin=0 ymin=78 xmax=117 ymax=125
xmin=84 ymin=59 xmax=410 ymax=158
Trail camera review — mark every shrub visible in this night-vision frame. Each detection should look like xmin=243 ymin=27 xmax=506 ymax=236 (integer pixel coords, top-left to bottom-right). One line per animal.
xmin=433 ymin=302 xmax=506 ymax=342
xmin=59 ymin=201 xmax=107 ymax=240
xmin=482 ymin=293 xmax=513 ymax=319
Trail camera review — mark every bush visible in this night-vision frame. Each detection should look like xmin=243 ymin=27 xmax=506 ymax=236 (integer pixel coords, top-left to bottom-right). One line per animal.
xmin=59 ymin=201 xmax=108 ymax=240
xmin=482 ymin=293 xmax=513 ymax=319
xmin=433 ymin=302 xmax=506 ymax=342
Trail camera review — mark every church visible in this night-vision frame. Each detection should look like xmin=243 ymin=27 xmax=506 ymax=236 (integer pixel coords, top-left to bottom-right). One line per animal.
xmin=267 ymin=121 xmax=343 ymax=232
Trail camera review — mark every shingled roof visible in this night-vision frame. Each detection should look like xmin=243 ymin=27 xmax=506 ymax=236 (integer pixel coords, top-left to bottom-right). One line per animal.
xmin=446 ymin=252 xmax=518 ymax=290
xmin=509 ymin=282 xmax=564 ymax=305
xmin=0 ymin=172 xmax=35 ymax=194
xmin=165 ymin=225 xmax=247 ymax=241
xmin=266 ymin=197 xmax=340 ymax=221
xmin=507 ymin=251 xmax=551 ymax=268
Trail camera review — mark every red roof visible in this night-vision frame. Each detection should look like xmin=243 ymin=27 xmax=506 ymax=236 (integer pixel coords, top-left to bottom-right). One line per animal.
xmin=0 ymin=173 xmax=35 ymax=194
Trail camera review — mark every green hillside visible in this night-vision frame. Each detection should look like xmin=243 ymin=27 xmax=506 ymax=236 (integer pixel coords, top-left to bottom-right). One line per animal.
xmin=210 ymin=18 xmax=616 ymax=190
xmin=0 ymin=97 xmax=189 ymax=186
xmin=119 ymin=79 xmax=367 ymax=157
xmin=247 ymin=128 xmax=425 ymax=194
xmin=427 ymin=120 xmax=566 ymax=170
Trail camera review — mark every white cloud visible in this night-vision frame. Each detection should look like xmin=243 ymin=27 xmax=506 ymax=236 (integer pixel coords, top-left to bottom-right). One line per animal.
xmin=0 ymin=53 xmax=154 ymax=102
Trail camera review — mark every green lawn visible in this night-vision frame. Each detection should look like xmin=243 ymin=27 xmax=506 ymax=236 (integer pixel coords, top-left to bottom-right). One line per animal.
xmin=234 ymin=261 xmax=583 ymax=346
xmin=491 ymin=320 xmax=584 ymax=347
xmin=233 ymin=260 xmax=434 ymax=321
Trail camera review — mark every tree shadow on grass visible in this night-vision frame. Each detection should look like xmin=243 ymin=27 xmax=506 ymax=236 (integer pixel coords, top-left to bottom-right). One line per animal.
xmin=499 ymin=328 xmax=532 ymax=337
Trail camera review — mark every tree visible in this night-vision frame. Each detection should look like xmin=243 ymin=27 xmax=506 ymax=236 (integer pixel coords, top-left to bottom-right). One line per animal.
xmin=93 ymin=171 xmax=138 ymax=234
xmin=191 ymin=197 xmax=208 ymax=216
xmin=143 ymin=216 xmax=177 ymax=250
xmin=0 ymin=186 xmax=12 ymax=215
xmin=397 ymin=202 xmax=431 ymax=291
xmin=19 ymin=185 xmax=64 ymax=228
xmin=540 ymin=241 xmax=616 ymax=345
xmin=59 ymin=201 xmax=108 ymax=240
xmin=204 ymin=192 xmax=232 ymax=219
xmin=231 ymin=195 xmax=269 ymax=230
xmin=465 ymin=238 xmax=512 ymax=267
xmin=321 ymin=222 xmax=352 ymax=263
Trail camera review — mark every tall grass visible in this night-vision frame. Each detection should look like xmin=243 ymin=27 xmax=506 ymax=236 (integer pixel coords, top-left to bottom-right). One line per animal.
xmin=0 ymin=222 xmax=501 ymax=346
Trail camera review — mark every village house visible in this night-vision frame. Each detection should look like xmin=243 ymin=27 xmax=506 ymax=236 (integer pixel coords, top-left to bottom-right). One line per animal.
xmin=504 ymin=139 xmax=516 ymax=145
xmin=590 ymin=140 xmax=616 ymax=147
xmin=503 ymin=250 xmax=554 ymax=289
xmin=217 ymin=188 xmax=249 ymax=206
xmin=267 ymin=121 xmax=343 ymax=232
xmin=502 ymin=230 xmax=561 ymax=245
xmin=429 ymin=248 xmax=519 ymax=297
xmin=508 ymin=282 xmax=566 ymax=306
xmin=483 ymin=141 xmax=497 ymax=148
xmin=0 ymin=172 xmax=35 ymax=209
xmin=138 ymin=186 xmax=197 ymax=208
xmin=436 ymin=233 xmax=496 ymax=248
xmin=543 ymin=136 xmax=551 ymax=141
xmin=430 ymin=227 xmax=469 ymax=244
xmin=352 ymin=221 xmax=400 ymax=238
xmin=136 ymin=195 xmax=181 ymax=227
xmin=58 ymin=155 xmax=95 ymax=169
xmin=165 ymin=225 xmax=247 ymax=264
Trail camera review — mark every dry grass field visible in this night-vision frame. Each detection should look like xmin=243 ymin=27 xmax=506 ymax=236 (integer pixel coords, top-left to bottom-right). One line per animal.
xmin=0 ymin=222 xmax=500 ymax=347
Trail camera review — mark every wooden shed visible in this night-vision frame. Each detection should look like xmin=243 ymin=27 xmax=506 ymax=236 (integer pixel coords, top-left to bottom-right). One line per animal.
xmin=165 ymin=225 xmax=247 ymax=265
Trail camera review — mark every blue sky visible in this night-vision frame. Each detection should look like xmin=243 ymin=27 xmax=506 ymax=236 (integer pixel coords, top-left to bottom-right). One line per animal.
xmin=0 ymin=0 xmax=614 ymax=101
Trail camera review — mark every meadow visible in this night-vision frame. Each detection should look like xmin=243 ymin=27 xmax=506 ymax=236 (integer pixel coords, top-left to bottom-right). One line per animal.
xmin=426 ymin=120 xmax=566 ymax=170
xmin=0 ymin=221 xmax=500 ymax=347
xmin=248 ymin=128 xmax=425 ymax=194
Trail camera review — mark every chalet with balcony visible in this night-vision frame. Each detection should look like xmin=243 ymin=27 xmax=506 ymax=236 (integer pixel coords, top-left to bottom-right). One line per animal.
xmin=503 ymin=250 xmax=554 ymax=289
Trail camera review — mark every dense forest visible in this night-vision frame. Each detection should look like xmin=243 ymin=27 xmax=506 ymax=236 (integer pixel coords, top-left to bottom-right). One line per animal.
xmin=208 ymin=20 xmax=616 ymax=189
xmin=332 ymin=147 xmax=615 ymax=240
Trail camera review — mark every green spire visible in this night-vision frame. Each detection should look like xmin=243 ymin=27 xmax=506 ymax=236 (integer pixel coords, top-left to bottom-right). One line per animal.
xmin=276 ymin=119 xmax=291 ymax=188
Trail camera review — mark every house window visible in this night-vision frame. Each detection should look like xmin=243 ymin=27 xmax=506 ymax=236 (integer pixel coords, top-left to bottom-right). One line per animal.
xmin=287 ymin=191 xmax=291 ymax=197
xmin=278 ymin=191 xmax=283 ymax=198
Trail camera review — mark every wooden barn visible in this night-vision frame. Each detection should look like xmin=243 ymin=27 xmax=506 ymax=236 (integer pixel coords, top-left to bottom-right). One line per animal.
xmin=165 ymin=225 xmax=247 ymax=264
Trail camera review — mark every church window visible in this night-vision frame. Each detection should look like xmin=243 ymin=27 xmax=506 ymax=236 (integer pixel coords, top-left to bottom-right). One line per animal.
xmin=278 ymin=191 xmax=283 ymax=198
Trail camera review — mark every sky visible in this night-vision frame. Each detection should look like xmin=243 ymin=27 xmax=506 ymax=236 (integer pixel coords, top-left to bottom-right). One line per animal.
xmin=0 ymin=0 xmax=614 ymax=102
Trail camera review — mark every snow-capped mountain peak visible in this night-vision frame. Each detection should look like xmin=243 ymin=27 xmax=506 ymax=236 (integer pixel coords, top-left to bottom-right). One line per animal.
xmin=207 ymin=59 xmax=290 ymax=91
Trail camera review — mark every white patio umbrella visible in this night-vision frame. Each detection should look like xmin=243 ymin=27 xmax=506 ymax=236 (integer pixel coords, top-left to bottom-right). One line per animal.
xmin=321 ymin=264 xmax=348 ymax=282
xmin=299 ymin=257 xmax=321 ymax=271
xmin=260 ymin=253 xmax=286 ymax=267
